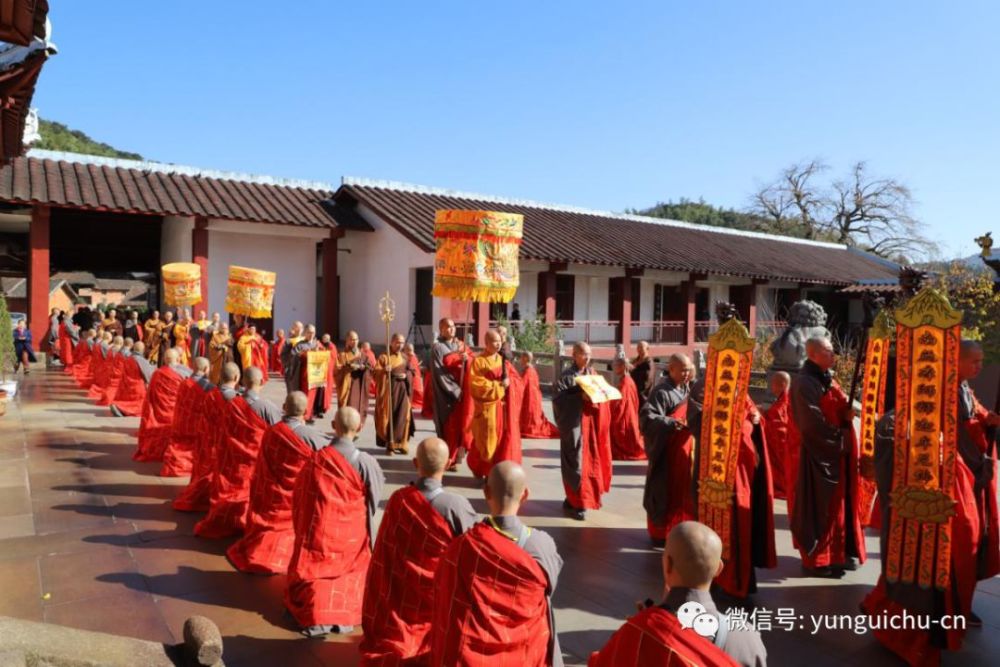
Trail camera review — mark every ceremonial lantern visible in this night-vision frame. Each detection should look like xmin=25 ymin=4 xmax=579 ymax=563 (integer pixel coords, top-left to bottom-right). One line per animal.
xmin=431 ymin=210 xmax=523 ymax=303
xmin=857 ymin=310 xmax=894 ymax=526
xmin=696 ymin=316 xmax=755 ymax=560
xmin=161 ymin=262 xmax=202 ymax=307
xmin=224 ymin=265 xmax=276 ymax=318
xmin=886 ymin=287 xmax=962 ymax=591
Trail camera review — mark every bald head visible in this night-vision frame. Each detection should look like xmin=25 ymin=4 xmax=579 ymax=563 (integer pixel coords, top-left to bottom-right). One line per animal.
xmin=485 ymin=461 xmax=528 ymax=516
xmin=806 ymin=336 xmax=835 ymax=371
xmin=193 ymin=356 xmax=210 ymax=374
xmin=664 ymin=521 xmax=724 ymax=590
xmin=221 ymin=362 xmax=240 ymax=384
xmin=667 ymin=353 xmax=692 ymax=385
xmin=284 ymin=391 xmax=308 ymax=418
xmin=334 ymin=406 xmax=361 ymax=437
xmin=770 ymin=371 xmax=791 ymax=397
xmin=415 ymin=437 xmax=450 ymax=478
xmin=244 ymin=365 xmax=264 ymax=388
xmin=132 ymin=341 xmax=145 ymax=355
xmin=959 ymin=339 xmax=985 ymax=381
xmin=163 ymin=348 xmax=179 ymax=365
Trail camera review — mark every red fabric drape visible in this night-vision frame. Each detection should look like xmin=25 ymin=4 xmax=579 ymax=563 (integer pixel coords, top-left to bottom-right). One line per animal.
xmin=647 ymin=401 xmax=694 ymax=541
xmin=964 ymin=397 xmax=1000 ymax=580
xmin=285 ymin=446 xmax=371 ymax=628
xmin=72 ymin=340 xmax=91 ymax=386
xmin=173 ymin=389 xmax=228 ymax=512
xmin=466 ymin=359 xmax=523 ymax=479
xmin=133 ymin=366 xmax=186 ymax=462
xmin=763 ymin=391 xmax=790 ymax=500
xmin=610 ymin=374 xmax=645 ymax=460
xmin=160 ymin=379 xmax=203 ymax=477
xmin=564 ymin=399 xmax=613 ymax=511
xmin=87 ymin=350 xmax=112 ymax=401
xmin=227 ymin=422 xmax=314 ymax=574
xmin=520 ymin=366 xmax=560 ymax=439
xmin=588 ymin=606 xmax=739 ymax=667
xmin=409 ymin=355 xmax=424 ymax=411
xmin=430 ymin=524 xmax=551 ymax=666
xmin=420 ymin=368 xmax=434 ymax=419
xmin=271 ymin=337 xmax=286 ymax=374
xmin=360 ymin=486 xmax=453 ymax=665
xmin=111 ymin=356 xmax=148 ymax=416
xmin=97 ymin=352 xmax=127 ymax=406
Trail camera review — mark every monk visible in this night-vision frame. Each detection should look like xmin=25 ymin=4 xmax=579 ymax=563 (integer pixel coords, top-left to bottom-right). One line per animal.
xmin=336 ymin=331 xmax=373 ymax=427
xmin=173 ymin=308 xmax=193 ymax=367
xmin=97 ymin=336 xmax=128 ymax=406
xmin=466 ymin=329 xmax=523 ymax=478
xmin=195 ymin=366 xmax=282 ymax=538
xmin=160 ymin=357 xmax=213 ymax=477
xmin=553 ymin=341 xmax=612 ymax=521
xmin=630 ymin=340 xmax=656 ymax=406
xmin=403 ymin=342 xmax=423 ymax=412
xmin=788 ymin=336 xmax=865 ymax=576
xmin=134 ymin=348 xmax=193 ymax=462
xmin=610 ymin=356 xmax=646 ymax=460
xmin=101 ymin=308 xmax=124 ymax=338
xmin=309 ymin=332 xmax=338 ymax=420
xmin=431 ymin=318 xmax=470 ymax=469
xmin=375 ymin=334 xmax=415 ymax=454
xmin=73 ymin=330 xmax=96 ymax=387
xmin=285 ymin=407 xmax=385 ymax=637
xmin=122 ymin=310 xmax=143 ymax=343
xmin=237 ymin=324 xmax=269 ymax=384
xmin=227 ymin=391 xmax=329 ymax=574
xmin=108 ymin=341 xmax=156 ymax=417
xmin=271 ymin=328 xmax=286 ymax=375
xmin=172 ymin=363 xmax=240 ymax=512
xmin=208 ymin=321 xmax=234 ymax=385
xmin=360 ymin=437 xmax=478 ymax=665
xmin=430 ymin=462 xmax=564 ymax=666
xmin=520 ymin=351 xmax=560 ymax=439
xmin=590 ymin=521 xmax=765 ymax=667
xmin=58 ymin=318 xmax=78 ymax=372
xmin=640 ymin=353 xmax=695 ymax=546
xmin=362 ymin=341 xmax=378 ymax=398
xmin=281 ymin=321 xmax=305 ymax=393
xmin=85 ymin=332 xmax=112 ymax=401
xmin=763 ymin=372 xmax=791 ymax=500
xmin=71 ymin=329 xmax=93 ymax=386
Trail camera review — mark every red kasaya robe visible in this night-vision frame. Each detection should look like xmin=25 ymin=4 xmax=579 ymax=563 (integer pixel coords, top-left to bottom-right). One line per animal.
xmin=366 ymin=349 xmax=378 ymax=398
xmin=227 ymin=422 xmax=314 ymax=574
xmin=557 ymin=384 xmax=613 ymax=512
xmin=644 ymin=401 xmax=694 ymax=541
xmin=72 ymin=340 xmax=91 ymax=386
xmin=172 ymin=388 xmax=228 ymax=512
xmin=159 ymin=378 xmax=203 ymax=477
xmin=271 ymin=336 xmax=286 ymax=374
xmin=588 ymin=606 xmax=739 ymax=667
xmin=964 ymin=392 xmax=1000 ymax=581
xmin=360 ymin=485 xmax=453 ymax=664
xmin=409 ymin=355 xmax=424 ymax=411
xmin=58 ymin=324 xmax=74 ymax=370
xmin=763 ymin=390 xmax=791 ymax=500
xmin=420 ymin=368 xmax=434 ymax=419
xmin=111 ymin=355 xmax=148 ymax=417
xmin=133 ymin=365 xmax=187 ymax=462
xmin=97 ymin=351 xmax=127 ymax=406
xmin=81 ymin=343 xmax=103 ymax=390
xmin=194 ymin=397 xmax=271 ymax=538
xmin=610 ymin=374 xmax=645 ymax=460
xmin=285 ymin=446 xmax=371 ymax=628
xmin=465 ymin=355 xmax=523 ymax=479
xmin=87 ymin=348 xmax=112 ymax=401
xmin=430 ymin=523 xmax=552 ymax=666
xmin=520 ymin=365 xmax=560 ymax=439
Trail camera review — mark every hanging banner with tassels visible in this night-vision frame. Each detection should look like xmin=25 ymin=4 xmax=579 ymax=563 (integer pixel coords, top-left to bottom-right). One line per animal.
xmin=858 ymin=310 xmax=893 ymax=526
xmin=225 ymin=265 xmax=276 ymax=318
xmin=886 ymin=287 xmax=962 ymax=591
xmin=431 ymin=209 xmax=523 ymax=303
xmin=696 ymin=317 xmax=755 ymax=561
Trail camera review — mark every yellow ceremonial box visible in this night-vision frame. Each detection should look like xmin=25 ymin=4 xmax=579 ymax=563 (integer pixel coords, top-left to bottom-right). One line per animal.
xmin=431 ymin=209 xmax=523 ymax=303
xmin=573 ymin=374 xmax=622 ymax=404
xmin=225 ymin=265 xmax=276 ymax=318
xmin=161 ymin=262 xmax=202 ymax=307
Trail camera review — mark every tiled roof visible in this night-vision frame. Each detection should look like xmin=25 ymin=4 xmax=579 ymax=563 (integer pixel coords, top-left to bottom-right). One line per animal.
xmin=1 ymin=276 xmax=69 ymax=298
xmin=335 ymin=180 xmax=900 ymax=286
xmin=0 ymin=151 xmax=347 ymax=229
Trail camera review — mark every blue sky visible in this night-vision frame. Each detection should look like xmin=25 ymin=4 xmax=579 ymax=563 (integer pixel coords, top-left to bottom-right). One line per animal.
xmin=36 ymin=1 xmax=998 ymax=258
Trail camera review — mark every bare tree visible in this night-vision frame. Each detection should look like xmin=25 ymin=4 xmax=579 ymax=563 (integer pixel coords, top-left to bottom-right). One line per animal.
xmin=749 ymin=159 xmax=932 ymax=261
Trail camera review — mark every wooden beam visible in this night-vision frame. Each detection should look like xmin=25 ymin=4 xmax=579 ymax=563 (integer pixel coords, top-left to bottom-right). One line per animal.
xmin=625 ymin=267 xmax=645 ymax=278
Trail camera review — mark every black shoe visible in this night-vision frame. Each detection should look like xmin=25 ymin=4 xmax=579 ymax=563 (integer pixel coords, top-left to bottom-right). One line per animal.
xmin=562 ymin=499 xmax=585 ymax=521
xmin=802 ymin=565 xmax=843 ymax=578
xmin=300 ymin=625 xmax=331 ymax=638
xmin=835 ymin=557 xmax=860 ymax=571
xmin=650 ymin=538 xmax=666 ymax=551
xmin=109 ymin=404 xmax=124 ymax=418
xmin=968 ymin=611 xmax=982 ymax=628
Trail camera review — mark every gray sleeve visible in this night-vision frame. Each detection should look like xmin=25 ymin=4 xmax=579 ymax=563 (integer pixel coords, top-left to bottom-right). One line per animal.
xmin=431 ymin=343 xmax=462 ymax=402
xmin=523 ymin=529 xmax=563 ymax=596
xmin=723 ymin=629 xmax=769 ymax=667
xmin=790 ymin=376 xmax=843 ymax=459
xmin=433 ymin=493 xmax=479 ymax=537
xmin=250 ymin=398 xmax=283 ymax=426
xmin=640 ymin=385 xmax=683 ymax=437
xmin=357 ymin=453 xmax=385 ymax=520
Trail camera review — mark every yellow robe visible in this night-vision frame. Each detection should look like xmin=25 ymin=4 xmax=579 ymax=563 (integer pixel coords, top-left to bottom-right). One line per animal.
xmin=173 ymin=321 xmax=192 ymax=366
xmin=144 ymin=319 xmax=165 ymax=364
xmin=209 ymin=332 xmax=233 ymax=385
xmin=469 ymin=354 xmax=505 ymax=461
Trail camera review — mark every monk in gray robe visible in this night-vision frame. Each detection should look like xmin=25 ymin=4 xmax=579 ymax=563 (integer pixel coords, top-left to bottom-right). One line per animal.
xmin=430 ymin=318 xmax=468 ymax=468
xmin=284 ymin=324 xmax=318 ymax=396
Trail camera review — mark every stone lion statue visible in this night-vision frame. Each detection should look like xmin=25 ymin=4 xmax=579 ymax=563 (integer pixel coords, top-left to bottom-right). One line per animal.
xmin=769 ymin=300 xmax=830 ymax=373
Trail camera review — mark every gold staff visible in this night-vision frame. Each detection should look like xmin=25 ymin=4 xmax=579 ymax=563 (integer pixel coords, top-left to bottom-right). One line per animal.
xmin=378 ymin=291 xmax=396 ymax=447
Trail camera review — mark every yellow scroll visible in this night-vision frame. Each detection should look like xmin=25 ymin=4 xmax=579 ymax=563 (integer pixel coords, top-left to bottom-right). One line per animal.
xmin=305 ymin=350 xmax=331 ymax=390
xmin=886 ymin=288 xmax=962 ymax=591
xmin=431 ymin=209 xmax=523 ymax=303
xmin=162 ymin=262 xmax=202 ymax=307
xmin=697 ymin=317 xmax=755 ymax=561
xmin=858 ymin=310 xmax=893 ymax=526
xmin=225 ymin=265 xmax=276 ymax=318
xmin=574 ymin=374 xmax=622 ymax=404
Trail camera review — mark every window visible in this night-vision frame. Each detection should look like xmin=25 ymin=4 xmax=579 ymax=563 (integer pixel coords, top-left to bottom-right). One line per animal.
xmin=414 ymin=268 xmax=433 ymax=325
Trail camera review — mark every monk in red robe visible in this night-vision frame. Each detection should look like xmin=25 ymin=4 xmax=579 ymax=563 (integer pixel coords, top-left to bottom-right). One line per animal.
xmin=109 ymin=342 xmax=154 ymax=417
xmin=86 ymin=332 xmax=114 ymax=401
xmin=58 ymin=320 xmax=76 ymax=371
xmin=228 ymin=391 xmax=330 ymax=574
xmin=160 ymin=357 xmax=213 ymax=477
xmin=271 ymin=328 xmax=286 ymax=375
xmin=553 ymin=342 xmax=612 ymax=521
xmin=96 ymin=337 xmax=127 ymax=406
xmin=520 ymin=351 xmax=560 ymax=439
xmin=466 ymin=330 xmax=523 ymax=479
xmin=589 ymin=521 xmax=765 ymax=667
xmin=763 ymin=372 xmax=791 ymax=500
xmin=194 ymin=366 xmax=282 ymax=538
xmin=75 ymin=331 xmax=98 ymax=388
xmin=610 ymin=357 xmax=646 ymax=460
xmin=237 ymin=325 xmax=269 ymax=385
xmin=360 ymin=437 xmax=477 ymax=664
xmin=285 ymin=406 xmax=385 ymax=636
xmin=789 ymin=337 xmax=865 ymax=576
xmin=172 ymin=367 xmax=238 ymax=514
xmin=639 ymin=354 xmax=695 ymax=545
xmin=430 ymin=462 xmax=563 ymax=666
xmin=71 ymin=331 xmax=93 ymax=386
xmin=134 ymin=348 xmax=193 ymax=462
xmin=420 ymin=367 xmax=434 ymax=419
xmin=305 ymin=334 xmax=337 ymax=421
xmin=431 ymin=319 xmax=470 ymax=468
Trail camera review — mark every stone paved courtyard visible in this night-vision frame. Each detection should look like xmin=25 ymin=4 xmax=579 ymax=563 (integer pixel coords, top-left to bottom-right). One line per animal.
xmin=0 ymin=368 xmax=997 ymax=666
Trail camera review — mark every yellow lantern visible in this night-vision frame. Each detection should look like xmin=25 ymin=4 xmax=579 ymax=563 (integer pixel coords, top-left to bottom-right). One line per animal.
xmin=431 ymin=209 xmax=523 ymax=303
xmin=161 ymin=262 xmax=202 ymax=307
xmin=225 ymin=265 xmax=276 ymax=318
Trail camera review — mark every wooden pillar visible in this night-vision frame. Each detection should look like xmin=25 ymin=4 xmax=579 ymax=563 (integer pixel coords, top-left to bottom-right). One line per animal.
xmin=192 ymin=216 xmax=209 ymax=311
xmin=322 ymin=229 xmax=343 ymax=340
xmin=474 ymin=301 xmax=490 ymax=347
xmin=747 ymin=284 xmax=758 ymax=337
xmin=613 ymin=274 xmax=636 ymax=349
xmin=684 ymin=277 xmax=697 ymax=348
xmin=537 ymin=271 xmax=557 ymax=324
xmin=28 ymin=205 xmax=50 ymax=345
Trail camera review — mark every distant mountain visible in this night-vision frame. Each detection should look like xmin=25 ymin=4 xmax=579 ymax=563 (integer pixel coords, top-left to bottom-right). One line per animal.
xmin=33 ymin=120 xmax=143 ymax=160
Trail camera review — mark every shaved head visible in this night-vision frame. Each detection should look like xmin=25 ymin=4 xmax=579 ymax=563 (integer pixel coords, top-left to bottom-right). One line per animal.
xmin=132 ymin=341 xmax=145 ymax=355
xmin=244 ymin=366 xmax=264 ymax=388
xmin=664 ymin=521 xmax=724 ymax=590
xmin=415 ymin=437 xmax=450 ymax=477
xmin=163 ymin=348 xmax=179 ymax=365
xmin=193 ymin=357 xmax=210 ymax=373
xmin=334 ymin=406 xmax=361 ymax=436
xmin=485 ymin=461 xmax=528 ymax=515
xmin=284 ymin=391 xmax=308 ymax=417
xmin=221 ymin=362 xmax=240 ymax=384
xmin=959 ymin=339 xmax=985 ymax=381
xmin=806 ymin=336 xmax=833 ymax=354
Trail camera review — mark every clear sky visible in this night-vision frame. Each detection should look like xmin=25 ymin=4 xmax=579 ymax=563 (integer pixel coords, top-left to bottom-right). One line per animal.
xmin=35 ymin=1 xmax=998 ymax=258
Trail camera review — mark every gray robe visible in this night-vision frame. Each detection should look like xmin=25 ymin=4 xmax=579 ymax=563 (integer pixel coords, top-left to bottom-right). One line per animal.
xmin=661 ymin=588 xmax=767 ymax=667
xmin=431 ymin=337 xmax=463 ymax=438
xmin=244 ymin=390 xmax=282 ymax=426
xmin=285 ymin=417 xmax=330 ymax=452
xmin=414 ymin=477 xmax=477 ymax=537
xmin=219 ymin=385 xmax=240 ymax=402
xmin=552 ymin=365 xmax=595 ymax=500
xmin=133 ymin=355 xmax=156 ymax=385
xmin=169 ymin=363 xmax=193 ymax=380
xmin=284 ymin=338 xmax=318 ymax=394
xmin=639 ymin=377 xmax=689 ymax=527
xmin=330 ymin=436 xmax=385 ymax=546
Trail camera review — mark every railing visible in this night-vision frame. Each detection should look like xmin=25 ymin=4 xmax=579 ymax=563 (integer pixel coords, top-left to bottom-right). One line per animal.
xmin=554 ymin=320 xmax=619 ymax=344
xmin=630 ymin=320 xmax=686 ymax=345
xmin=694 ymin=320 xmax=718 ymax=343
xmin=755 ymin=320 xmax=787 ymax=340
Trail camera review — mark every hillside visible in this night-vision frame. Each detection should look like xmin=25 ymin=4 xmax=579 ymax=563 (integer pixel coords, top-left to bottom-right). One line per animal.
xmin=33 ymin=120 xmax=144 ymax=160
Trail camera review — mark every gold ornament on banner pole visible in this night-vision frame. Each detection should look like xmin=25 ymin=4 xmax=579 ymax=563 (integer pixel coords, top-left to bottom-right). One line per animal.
xmin=378 ymin=290 xmax=396 ymax=446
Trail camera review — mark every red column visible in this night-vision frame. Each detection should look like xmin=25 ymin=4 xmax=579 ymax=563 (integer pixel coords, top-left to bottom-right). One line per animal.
xmin=192 ymin=216 xmax=209 ymax=310
xmin=612 ymin=277 xmax=632 ymax=349
xmin=322 ymin=231 xmax=342 ymax=339
xmin=684 ymin=278 xmax=697 ymax=348
xmin=474 ymin=301 xmax=490 ymax=347
xmin=28 ymin=205 xmax=50 ymax=345
xmin=537 ymin=271 xmax=557 ymax=324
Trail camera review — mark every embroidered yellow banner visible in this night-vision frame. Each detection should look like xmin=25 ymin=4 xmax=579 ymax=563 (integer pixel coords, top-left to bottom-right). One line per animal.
xmin=305 ymin=350 xmax=331 ymax=390
xmin=225 ymin=265 xmax=276 ymax=318
xmin=431 ymin=209 xmax=523 ymax=303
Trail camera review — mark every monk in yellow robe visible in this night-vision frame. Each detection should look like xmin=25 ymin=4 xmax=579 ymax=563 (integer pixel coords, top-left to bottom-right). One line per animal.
xmin=209 ymin=322 xmax=234 ymax=385
xmin=466 ymin=330 xmax=523 ymax=479
xmin=336 ymin=330 xmax=373 ymax=427
xmin=237 ymin=324 xmax=269 ymax=385
xmin=144 ymin=311 xmax=166 ymax=365
xmin=173 ymin=308 xmax=193 ymax=367
xmin=375 ymin=334 xmax=415 ymax=454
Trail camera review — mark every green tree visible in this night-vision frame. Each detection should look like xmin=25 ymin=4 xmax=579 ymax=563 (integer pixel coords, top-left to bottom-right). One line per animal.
xmin=0 ymin=290 xmax=16 ymax=381
xmin=34 ymin=120 xmax=144 ymax=160
xmin=926 ymin=261 xmax=1000 ymax=362
xmin=494 ymin=312 xmax=560 ymax=355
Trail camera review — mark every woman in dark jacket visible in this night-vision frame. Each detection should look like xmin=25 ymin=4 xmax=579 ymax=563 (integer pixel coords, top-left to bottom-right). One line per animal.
xmin=13 ymin=319 xmax=37 ymax=373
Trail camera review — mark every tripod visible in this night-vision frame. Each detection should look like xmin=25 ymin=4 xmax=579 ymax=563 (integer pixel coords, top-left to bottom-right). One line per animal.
xmin=405 ymin=312 xmax=429 ymax=351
